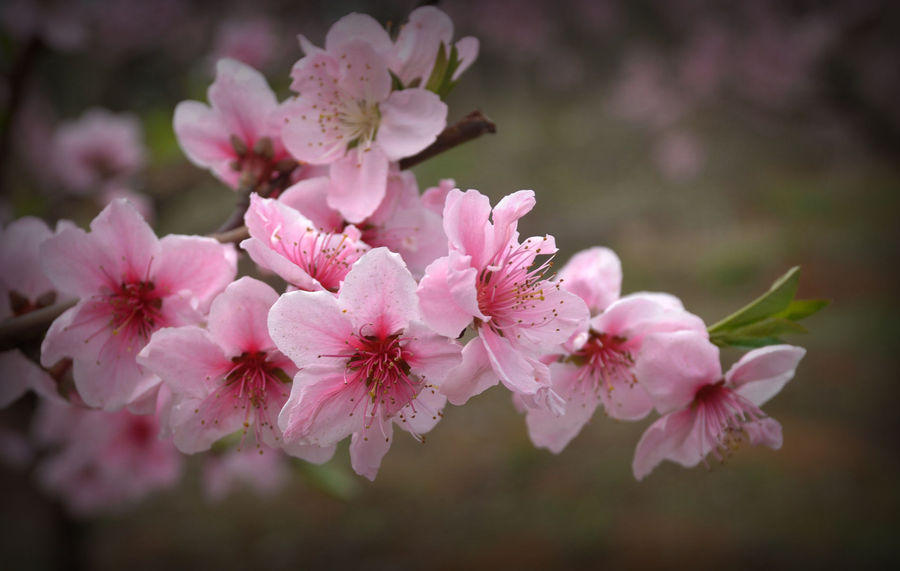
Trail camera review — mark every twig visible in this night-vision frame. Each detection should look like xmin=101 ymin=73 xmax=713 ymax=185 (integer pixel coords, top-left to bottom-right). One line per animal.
xmin=0 ymin=299 xmax=75 ymax=351
xmin=399 ymin=110 xmax=496 ymax=169
xmin=210 ymin=226 xmax=250 ymax=244
xmin=0 ymin=36 xmax=43 ymax=194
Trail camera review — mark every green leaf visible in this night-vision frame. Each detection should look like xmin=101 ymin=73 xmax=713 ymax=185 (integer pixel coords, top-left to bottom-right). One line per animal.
xmin=389 ymin=70 xmax=404 ymax=91
xmin=296 ymin=461 xmax=360 ymax=501
xmin=424 ymin=43 xmax=449 ymax=93
xmin=773 ymin=298 xmax=830 ymax=321
xmin=707 ymin=266 xmax=801 ymax=333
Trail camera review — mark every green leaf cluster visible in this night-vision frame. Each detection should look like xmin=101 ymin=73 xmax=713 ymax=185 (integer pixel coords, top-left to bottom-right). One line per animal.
xmin=707 ymin=266 xmax=828 ymax=348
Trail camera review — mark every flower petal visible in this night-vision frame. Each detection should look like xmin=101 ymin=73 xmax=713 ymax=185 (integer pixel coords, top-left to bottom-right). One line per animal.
xmin=727 ymin=344 xmax=806 ymax=406
xmin=328 ymin=148 xmax=390 ymax=224
xmin=268 ymin=290 xmax=353 ymax=368
xmin=339 ymin=248 xmax=419 ymax=335
xmin=206 ymin=277 xmax=279 ymax=356
xmin=378 ymin=88 xmax=447 ymax=161
xmin=632 ymin=407 xmax=702 ymax=480
xmin=558 ymin=246 xmax=622 ymax=313
xmin=349 ymin=414 xmax=393 ymax=481
xmin=635 ymin=330 xmax=721 ymax=414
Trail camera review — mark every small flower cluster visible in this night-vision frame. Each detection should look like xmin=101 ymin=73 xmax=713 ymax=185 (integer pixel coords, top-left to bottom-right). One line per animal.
xmin=0 ymin=7 xmax=814 ymax=514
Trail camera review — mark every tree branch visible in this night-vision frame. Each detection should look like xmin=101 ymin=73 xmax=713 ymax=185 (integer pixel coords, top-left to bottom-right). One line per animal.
xmin=0 ymin=300 xmax=75 ymax=351
xmin=399 ymin=110 xmax=496 ymax=169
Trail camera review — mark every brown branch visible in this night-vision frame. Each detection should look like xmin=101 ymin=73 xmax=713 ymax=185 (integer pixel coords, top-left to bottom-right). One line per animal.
xmin=0 ymin=299 xmax=76 ymax=351
xmin=399 ymin=110 xmax=496 ymax=169
xmin=210 ymin=225 xmax=250 ymax=244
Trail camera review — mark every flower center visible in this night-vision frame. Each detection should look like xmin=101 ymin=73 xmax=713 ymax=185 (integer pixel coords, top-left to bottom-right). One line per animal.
xmin=476 ymin=237 xmax=559 ymax=333
xmin=338 ymin=100 xmax=380 ymax=149
xmin=693 ymin=382 xmax=766 ymax=459
xmin=345 ymin=332 xmax=417 ymax=418
xmin=568 ymin=330 xmax=635 ymax=394
xmin=108 ymin=280 xmax=163 ymax=340
xmin=280 ymin=226 xmax=365 ymax=292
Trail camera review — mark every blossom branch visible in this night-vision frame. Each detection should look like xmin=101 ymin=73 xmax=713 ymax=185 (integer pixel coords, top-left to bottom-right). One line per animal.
xmin=398 ymin=110 xmax=496 ymax=170
xmin=0 ymin=299 xmax=75 ymax=351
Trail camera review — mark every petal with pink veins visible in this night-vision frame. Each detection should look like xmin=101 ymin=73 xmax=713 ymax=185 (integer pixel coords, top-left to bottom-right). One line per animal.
xmin=206 ymin=277 xmax=279 ymax=356
xmin=378 ymin=88 xmax=447 ymax=161
xmin=338 ymin=248 xmax=419 ymax=336
xmin=268 ymin=290 xmax=354 ymax=369
xmin=632 ymin=407 xmax=702 ymax=480
xmin=726 ymin=344 xmax=806 ymax=406
xmin=636 ymin=330 xmax=721 ymax=414
xmin=558 ymin=246 xmax=622 ymax=313
xmin=328 ymin=148 xmax=390 ymax=223
xmin=349 ymin=414 xmax=393 ymax=481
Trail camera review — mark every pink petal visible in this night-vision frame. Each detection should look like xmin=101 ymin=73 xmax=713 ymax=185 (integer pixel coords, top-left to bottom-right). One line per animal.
xmin=391 ymin=6 xmax=454 ymax=84
xmin=40 ymin=225 xmax=115 ymax=298
xmin=744 ymin=417 xmax=783 ymax=449
xmin=154 ymin=235 xmax=237 ymax=313
xmin=206 ymin=277 xmax=279 ymax=356
xmin=278 ymin=177 xmax=343 ymax=232
xmin=452 ymin=37 xmax=479 ymax=81
xmin=349 ymin=414 xmax=393 ymax=481
xmin=377 ymin=88 xmax=447 ymax=161
xmin=403 ymin=321 xmax=462 ymax=386
xmin=726 ymin=345 xmax=806 ymax=406
xmin=440 ymin=337 xmax=498 ymax=405
xmin=558 ymin=246 xmax=622 ymax=313
xmin=328 ymin=149 xmax=390 ymax=223
xmin=339 ymin=248 xmax=418 ymax=335
xmin=0 ymin=217 xmax=55 ymax=300
xmin=515 ymin=284 xmax=590 ymax=352
xmin=481 ymin=326 xmax=547 ymax=396
xmin=136 ymin=326 xmax=231 ymax=399
xmin=268 ymin=290 xmax=353 ymax=369
xmin=395 ymin=380 xmax=447 ymax=436
xmin=281 ymin=440 xmax=337 ymax=464
xmin=324 ymin=13 xmax=392 ymax=54
xmin=632 ymin=407 xmax=702 ymax=480
xmin=442 ymin=188 xmax=492 ymax=268
xmin=208 ymin=58 xmax=278 ymax=145
xmin=330 ymin=40 xmax=391 ymax=103
xmin=490 ymin=190 xmax=535 ymax=255
xmin=599 ymin=376 xmax=654 ymax=421
xmin=89 ymin=199 xmax=160 ymax=283
xmin=278 ymin=367 xmax=364 ymax=446
xmin=524 ymin=363 xmax=599 ymax=453
xmin=416 ymin=254 xmax=479 ymax=338
xmin=0 ymin=349 xmax=61 ymax=406
xmin=279 ymin=95 xmax=348 ymax=165
xmin=172 ymin=100 xmax=238 ymax=187
xmin=168 ymin=393 xmax=247 ymax=454
xmin=635 ymin=330 xmax=721 ymax=414
xmin=592 ymin=295 xmax=705 ymax=346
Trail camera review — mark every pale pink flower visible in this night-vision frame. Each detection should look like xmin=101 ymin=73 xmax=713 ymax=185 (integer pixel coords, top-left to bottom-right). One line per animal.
xmin=282 ymin=37 xmax=447 ymax=223
xmin=209 ymin=17 xmax=279 ymax=72
xmin=299 ymin=9 xmax=478 ymax=88
xmin=278 ymin=169 xmax=447 ymax=276
xmin=40 ymin=199 xmax=237 ymax=410
xmin=241 ymin=194 xmax=369 ymax=292
xmin=174 ymin=58 xmax=292 ymax=190
xmin=138 ymin=277 xmax=334 ymax=462
xmin=417 ymin=189 xmax=589 ymax=409
xmin=270 ymin=248 xmax=461 ymax=480
xmin=52 ymin=109 xmax=146 ymax=195
xmin=0 ymin=217 xmax=70 ymax=407
xmin=632 ymin=330 xmax=805 ymax=480
xmin=203 ymin=445 xmax=289 ymax=502
xmin=33 ymin=399 xmax=182 ymax=516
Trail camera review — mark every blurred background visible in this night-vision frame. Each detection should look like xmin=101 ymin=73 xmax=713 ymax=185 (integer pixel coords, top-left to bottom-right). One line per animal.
xmin=1 ymin=0 xmax=898 ymax=568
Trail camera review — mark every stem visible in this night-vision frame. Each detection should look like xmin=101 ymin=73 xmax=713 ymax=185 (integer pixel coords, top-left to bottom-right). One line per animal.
xmin=214 ymin=170 xmax=295 ymax=234
xmin=0 ymin=300 xmax=76 ymax=351
xmin=399 ymin=110 xmax=496 ymax=169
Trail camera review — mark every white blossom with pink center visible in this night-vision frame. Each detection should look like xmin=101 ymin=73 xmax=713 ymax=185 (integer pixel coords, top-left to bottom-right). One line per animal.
xmin=632 ymin=330 xmax=806 ymax=480
xmin=519 ymin=247 xmax=706 ymax=452
xmin=417 ymin=189 xmax=589 ymax=411
xmin=174 ymin=58 xmax=292 ymax=190
xmin=277 ymin=168 xmax=447 ymax=277
xmin=281 ymin=35 xmax=447 ymax=223
xmin=241 ymin=194 xmax=369 ymax=292
xmin=138 ymin=277 xmax=334 ymax=463
xmin=52 ymin=108 xmax=146 ymax=195
xmin=33 ymin=398 xmax=182 ymax=516
xmin=269 ymin=248 xmax=461 ymax=480
xmin=39 ymin=199 xmax=237 ymax=410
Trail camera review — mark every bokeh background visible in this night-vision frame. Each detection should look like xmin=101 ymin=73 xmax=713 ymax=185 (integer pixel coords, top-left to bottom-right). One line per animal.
xmin=2 ymin=0 xmax=899 ymax=568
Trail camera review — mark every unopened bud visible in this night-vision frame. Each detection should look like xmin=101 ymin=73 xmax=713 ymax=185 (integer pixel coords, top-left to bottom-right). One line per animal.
xmin=230 ymin=134 xmax=248 ymax=157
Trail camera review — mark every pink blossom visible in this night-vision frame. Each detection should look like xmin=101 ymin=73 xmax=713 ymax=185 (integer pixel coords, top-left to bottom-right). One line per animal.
xmin=138 ymin=277 xmax=334 ymax=462
xmin=282 ymin=36 xmax=447 ymax=223
xmin=52 ymin=109 xmax=146 ymax=195
xmin=270 ymin=248 xmax=461 ymax=480
xmin=174 ymin=58 xmax=292 ymax=190
xmin=40 ymin=199 xmax=237 ymax=410
xmin=299 ymin=9 xmax=478 ymax=87
xmin=33 ymin=399 xmax=182 ymax=516
xmin=209 ymin=17 xmax=279 ymax=72
xmin=417 ymin=189 xmax=589 ymax=409
xmin=632 ymin=330 xmax=806 ymax=480
xmin=278 ymin=169 xmax=447 ymax=276
xmin=203 ymin=445 xmax=289 ymax=502
xmin=241 ymin=194 xmax=369 ymax=292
